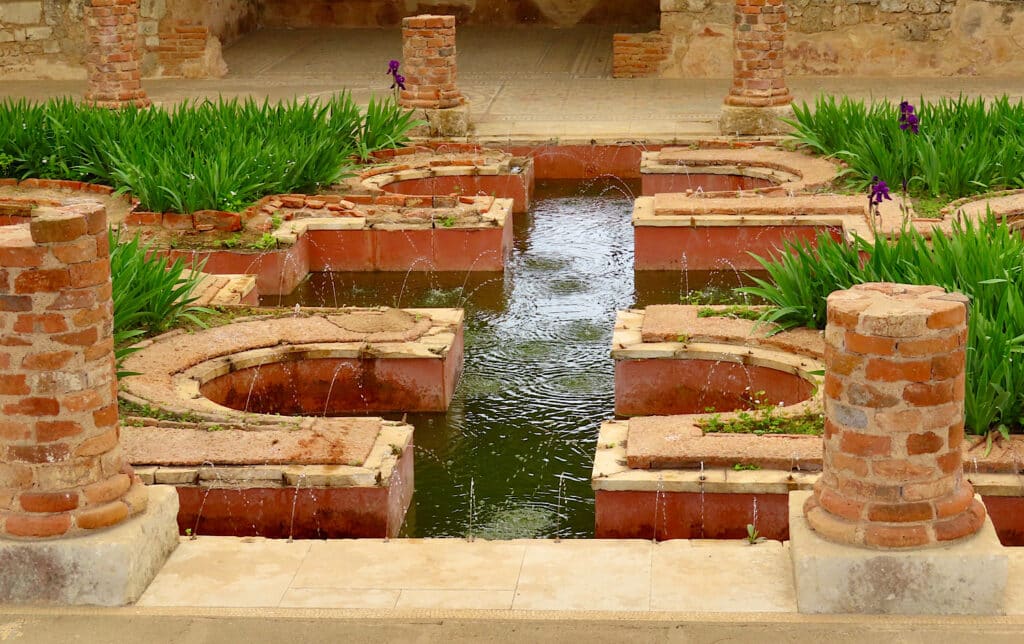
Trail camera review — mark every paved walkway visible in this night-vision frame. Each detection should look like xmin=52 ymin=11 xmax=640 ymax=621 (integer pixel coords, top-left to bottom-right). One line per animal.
xmin=137 ymin=536 xmax=1024 ymax=613
xmin=2 ymin=27 xmax=1023 ymax=141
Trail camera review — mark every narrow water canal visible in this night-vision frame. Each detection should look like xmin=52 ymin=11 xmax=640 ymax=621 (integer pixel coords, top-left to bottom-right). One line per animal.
xmin=265 ymin=179 xmax=749 ymax=538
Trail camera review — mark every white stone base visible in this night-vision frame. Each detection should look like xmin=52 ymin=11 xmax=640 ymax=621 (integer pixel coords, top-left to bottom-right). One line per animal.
xmin=424 ymin=104 xmax=473 ymax=137
xmin=719 ymin=103 xmax=795 ymax=136
xmin=0 ymin=485 xmax=179 ymax=606
xmin=789 ymin=490 xmax=1008 ymax=615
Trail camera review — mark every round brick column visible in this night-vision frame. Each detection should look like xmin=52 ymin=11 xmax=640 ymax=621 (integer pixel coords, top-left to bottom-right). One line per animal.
xmin=0 ymin=204 xmax=147 ymax=540
xmin=84 ymin=0 xmax=151 ymax=109
xmin=805 ymin=283 xmax=986 ymax=549
xmin=400 ymin=15 xmax=465 ymax=110
xmin=720 ymin=0 xmax=793 ymax=135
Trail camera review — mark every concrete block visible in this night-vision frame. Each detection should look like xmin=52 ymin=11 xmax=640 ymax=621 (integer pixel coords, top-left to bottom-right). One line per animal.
xmin=0 ymin=486 xmax=179 ymax=606
xmin=424 ymin=104 xmax=472 ymax=138
xmin=719 ymin=104 xmax=795 ymax=136
xmin=789 ymin=491 xmax=1008 ymax=615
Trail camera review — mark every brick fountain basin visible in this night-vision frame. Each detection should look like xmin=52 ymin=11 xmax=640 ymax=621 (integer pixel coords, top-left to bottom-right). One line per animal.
xmin=118 ymin=308 xmax=464 ymax=538
xmin=640 ymin=147 xmax=838 ymax=197
xmin=598 ymin=306 xmax=1024 ymax=545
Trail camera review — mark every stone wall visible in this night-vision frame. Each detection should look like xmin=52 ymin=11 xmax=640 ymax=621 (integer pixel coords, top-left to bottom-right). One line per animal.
xmin=0 ymin=0 xmax=254 ymax=79
xmin=655 ymin=0 xmax=1024 ymax=77
xmin=258 ymin=0 xmax=661 ymax=27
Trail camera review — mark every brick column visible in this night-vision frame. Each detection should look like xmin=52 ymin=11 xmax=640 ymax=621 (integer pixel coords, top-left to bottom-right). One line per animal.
xmin=0 ymin=204 xmax=148 ymax=540
xmin=804 ymin=283 xmax=985 ymax=549
xmin=400 ymin=14 xmax=470 ymax=137
xmin=84 ymin=0 xmax=151 ymax=109
xmin=720 ymin=0 xmax=793 ymax=135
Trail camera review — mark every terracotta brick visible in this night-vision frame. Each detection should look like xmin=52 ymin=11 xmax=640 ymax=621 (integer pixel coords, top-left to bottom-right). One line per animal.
xmin=0 ymin=420 xmax=31 ymax=441
xmin=844 ymin=381 xmax=900 ymax=408
xmin=0 ymin=246 xmax=46 ymax=267
xmin=8 ymin=442 xmax=70 ymax=463
xmin=933 ymin=501 xmax=985 ymax=542
xmin=62 ymin=387 xmax=105 ymax=412
xmin=936 ymin=450 xmax=962 ymax=475
xmin=35 ymin=420 xmax=84 ymax=443
xmin=865 ymin=358 xmax=931 ymax=383
xmin=934 ymin=484 xmax=975 ymax=519
xmin=54 ymin=327 xmax=99 ymax=347
xmin=871 ymin=458 xmax=933 ymax=482
xmin=4 ymin=397 xmax=60 ymax=416
xmin=902 ymin=475 xmax=957 ymax=501
xmin=0 ymin=374 xmax=30 ymax=395
xmin=52 ymin=237 xmax=98 ymax=264
xmin=830 ymin=452 xmax=869 ymax=477
xmin=92 ymin=403 xmax=119 ymax=427
xmin=863 ymin=523 xmax=930 ymax=548
xmin=74 ymin=428 xmax=119 ymax=457
xmin=29 ymin=215 xmax=88 ymax=244
xmin=824 ymin=373 xmax=843 ymax=400
xmin=14 ymin=269 xmax=70 ymax=294
xmin=906 ymin=431 xmax=944 ymax=455
xmin=3 ymin=511 xmax=71 ymax=538
xmin=19 ymin=491 xmax=80 ymax=513
xmin=818 ymin=487 xmax=864 ymax=521
xmin=13 ymin=313 xmax=68 ymax=334
xmin=68 ymin=259 xmax=111 ymax=288
xmin=898 ymin=334 xmax=959 ymax=357
xmin=840 ymin=431 xmax=891 ymax=457
xmin=83 ymin=473 xmax=131 ymax=505
xmin=835 ymin=476 xmax=901 ymax=503
xmin=845 ymin=331 xmax=895 ymax=355
xmin=903 ymin=380 xmax=954 ymax=407
xmin=866 ymin=501 xmax=934 ymax=523
xmin=947 ymin=423 xmax=964 ymax=449
xmin=74 ymin=500 xmax=128 ymax=530
xmin=931 ymin=350 xmax=965 ymax=379
xmin=926 ymin=306 xmax=966 ymax=330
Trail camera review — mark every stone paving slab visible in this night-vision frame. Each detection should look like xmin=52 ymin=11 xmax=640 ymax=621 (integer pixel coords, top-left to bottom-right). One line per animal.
xmin=132 ymin=535 xmax=1024 ymax=615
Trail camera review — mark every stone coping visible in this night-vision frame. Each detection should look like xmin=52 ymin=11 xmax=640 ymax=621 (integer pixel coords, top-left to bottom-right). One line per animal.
xmin=641 ymin=147 xmax=839 ymax=195
xmin=127 ymin=422 xmax=413 ymax=489
xmin=353 ymin=145 xmax=529 ymax=194
xmin=633 ymin=192 xmax=986 ymax=243
xmin=945 ymin=189 xmax=1024 ymax=225
xmin=120 ymin=307 xmax=463 ymax=423
xmin=592 ymin=421 xmax=1024 ymax=497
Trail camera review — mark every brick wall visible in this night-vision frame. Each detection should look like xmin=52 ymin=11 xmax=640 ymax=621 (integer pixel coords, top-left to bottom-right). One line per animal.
xmin=0 ymin=203 xmax=147 ymax=539
xmin=612 ymin=32 xmax=669 ymax=78
xmin=805 ymin=283 xmax=985 ymax=548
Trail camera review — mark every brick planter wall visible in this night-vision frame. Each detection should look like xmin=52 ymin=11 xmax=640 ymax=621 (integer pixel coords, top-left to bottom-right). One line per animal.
xmin=724 ymin=0 xmax=792 ymax=109
xmin=804 ymin=283 xmax=986 ymax=548
xmin=399 ymin=15 xmax=465 ymax=110
xmin=83 ymin=0 xmax=150 ymax=108
xmin=0 ymin=203 xmax=147 ymax=539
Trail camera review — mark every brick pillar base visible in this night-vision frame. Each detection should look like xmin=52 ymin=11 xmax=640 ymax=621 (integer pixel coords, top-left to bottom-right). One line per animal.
xmin=790 ymin=283 xmax=1007 ymax=615
xmin=400 ymin=14 xmax=470 ymax=137
xmin=84 ymin=0 xmax=151 ymax=109
xmin=720 ymin=0 xmax=792 ymax=135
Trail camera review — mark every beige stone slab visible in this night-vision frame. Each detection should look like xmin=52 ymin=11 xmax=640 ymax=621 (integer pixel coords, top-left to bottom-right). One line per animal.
xmin=651 ymin=539 xmax=796 ymax=612
xmin=513 ymin=540 xmax=652 ymax=611
xmin=137 ymin=537 xmax=311 ymax=607
xmin=396 ymin=590 xmax=516 ymax=610
xmin=291 ymin=539 xmax=526 ymax=591
xmin=278 ymin=588 xmax=399 ymax=609
xmin=1006 ymin=547 xmax=1024 ymax=615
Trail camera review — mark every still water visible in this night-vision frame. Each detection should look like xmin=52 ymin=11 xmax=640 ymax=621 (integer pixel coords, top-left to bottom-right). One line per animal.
xmin=265 ymin=179 xmax=753 ymax=538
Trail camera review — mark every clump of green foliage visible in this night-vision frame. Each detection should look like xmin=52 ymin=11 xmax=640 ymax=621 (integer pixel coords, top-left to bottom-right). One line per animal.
xmin=697 ymin=305 xmax=762 ymax=321
xmin=741 ymin=215 xmax=1024 ymax=437
xmin=109 ymin=230 xmax=213 ymax=371
xmin=700 ymin=409 xmax=824 ymax=436
xmin=0 ymin=95 xmax=421 ymax=212
xmin=788 ymin=95 xmax=1024 ymax=199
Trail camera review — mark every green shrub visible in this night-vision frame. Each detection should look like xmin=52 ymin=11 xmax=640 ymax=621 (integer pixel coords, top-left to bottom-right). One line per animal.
xmin=0 ymin=95 xmax=421 ymax=212
xmin=741 ymin=216 xmax=1024 ymax=436
xmin=109 ymin=230 xmax=214 ymax=371
xmin=788 ymin=95 xmax=1024 ymax=199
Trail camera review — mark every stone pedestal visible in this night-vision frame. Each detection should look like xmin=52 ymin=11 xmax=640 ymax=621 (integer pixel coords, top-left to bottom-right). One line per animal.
xmin=0 ymin=486 xmax=179 ymax=606
xmin=790 ymin=491 xmax=1007 ymax=615
xmin=720 ymin=0 xmax=792 ymax=135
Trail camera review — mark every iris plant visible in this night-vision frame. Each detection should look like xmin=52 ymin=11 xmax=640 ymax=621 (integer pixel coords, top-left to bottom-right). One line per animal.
xmin=387 ymin=59 xmax=406 ymax=92
xmin=899 ymin=100 xmax=920 ymax=134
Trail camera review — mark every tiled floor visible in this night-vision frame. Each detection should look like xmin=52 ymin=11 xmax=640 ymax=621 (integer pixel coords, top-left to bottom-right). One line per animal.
xmin=137 ymin=536 xmax=1024 ymax=613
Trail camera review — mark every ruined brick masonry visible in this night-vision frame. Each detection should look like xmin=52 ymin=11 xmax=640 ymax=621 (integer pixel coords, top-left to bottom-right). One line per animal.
xmin=0 ymin=204 xmax=148 ymax=539
xmin=83 ymin=0 xmax=150 ymax=108
xmin=804 ymin=283 xmax=986 ymax=549
xmin=399 ymin=15 xmax=465 ymax=111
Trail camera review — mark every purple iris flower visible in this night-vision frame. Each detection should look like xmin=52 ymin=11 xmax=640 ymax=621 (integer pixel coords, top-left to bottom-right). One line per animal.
xmin=387 ymin=60 xmax=406 ymax=91
xmin=869 ymin=176 xmax=892 ymax=207
xmin=898 ymin=101 xmax=920 ymax=134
